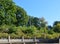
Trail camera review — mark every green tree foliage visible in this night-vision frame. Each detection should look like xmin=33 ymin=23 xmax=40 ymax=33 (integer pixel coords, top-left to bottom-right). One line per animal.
xmin=8 ymin=25 xmax=17 ymax=34
xmin=0 ymin=0 xmax=17 ymax=25
xmin=48 ymin=30 xmax=54 ymax=34
xmin=27 ymin=16 xmax=34 ymax=26
xmin=53 ymin=21 xmax=60 ymax=26
xmin=21 ymin=26 xmax=36 ymax=34
xmin=0 ymin=0 xmax=29 ymax=26
xmin=53 ymin=21 xmax=60 ymax=33
xmin=0 ymin=0 xmax=60 ymax=39
xmin=40 ymin=17 xmax=47 ymax=27
xmin=33 ymin=17 xmax=40 ymax=28
xmin=0 ymin=24 xmax=9 ymax=33
xmin=15 ymin=6 xmax=29 ymax=26
xmin=53 ymin=23 xmax=60 ymax=33
xmin=47 ymin=25 xmax=52 ymax=30
xmin=27 ymin=16 xmax=41 ymax=29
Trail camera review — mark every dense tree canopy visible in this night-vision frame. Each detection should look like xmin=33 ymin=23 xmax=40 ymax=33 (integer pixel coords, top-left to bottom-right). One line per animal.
xmin=0 ymin=0 xmax=29 ymax=26
xmin=0 ymin=0 xmax=60 ymax=39
xmin=15 ymin=6 xmax=29 ymax=26
xmin=0 ymin=0 xmax=17 ymax=25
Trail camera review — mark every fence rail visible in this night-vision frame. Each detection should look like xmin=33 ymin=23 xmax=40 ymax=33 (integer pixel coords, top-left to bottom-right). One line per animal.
xmin=0 ymin=36 xmax=59 ymax=44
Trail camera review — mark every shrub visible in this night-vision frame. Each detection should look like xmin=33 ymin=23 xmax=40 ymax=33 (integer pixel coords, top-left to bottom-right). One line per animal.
xmin=0 ymin=33 xmax=8 ymax=38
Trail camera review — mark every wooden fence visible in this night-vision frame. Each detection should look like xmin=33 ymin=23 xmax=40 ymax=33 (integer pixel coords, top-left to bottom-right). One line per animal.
xmin=0 ymin=36 xmax=59 ymax=44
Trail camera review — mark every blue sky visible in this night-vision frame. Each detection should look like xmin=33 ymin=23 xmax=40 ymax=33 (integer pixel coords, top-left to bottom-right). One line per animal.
xmin=13 ymin=0 xmax=60 ymax=26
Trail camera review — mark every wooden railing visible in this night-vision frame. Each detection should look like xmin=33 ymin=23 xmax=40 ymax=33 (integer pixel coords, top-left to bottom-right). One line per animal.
xmin=0 ymin=36 xmax=40 ymax=44
xmin=0 ymin=36 xmax=59 ymax=44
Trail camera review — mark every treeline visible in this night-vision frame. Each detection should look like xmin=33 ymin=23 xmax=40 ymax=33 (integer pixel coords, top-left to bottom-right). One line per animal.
xmin=0 ymin=0 xmax=60 ymax=39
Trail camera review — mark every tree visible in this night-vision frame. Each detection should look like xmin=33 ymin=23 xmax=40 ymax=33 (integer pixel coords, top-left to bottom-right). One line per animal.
xmin=21 ymin=26 xmax=36 ymax=34
xmin=53 ymin=23 xmax=60 ymax=33
xmin=40 ymin=17 xmax=47 ymax=27
xmin=47 ymin=25 xmax=52 ymax=30
xmin=27 ymin=16 xmax=34 ymax=26
xmin=15 ymin=6 xmax=29 ymax=26
xmin=53 ymin=21 xmax=60 ymax=26
xmin=33 ymin=17 xmax=40 ymax=28
xmin=0 ymin=0 xmax=29 ymax=26
xmin=8 ymin=25 xmax=17 ymax=34
xmin=0 ymin=24 xmax=9 ymax=33
xmin=0 ymin=0 xmax=17 ymax=25
xmin=48 ymin=30 xmax=54 ymax=34
xmin=27 ymin=16 xmax=41 ymax=29
xmin=53 ymin=21 xmax=60 ymax=33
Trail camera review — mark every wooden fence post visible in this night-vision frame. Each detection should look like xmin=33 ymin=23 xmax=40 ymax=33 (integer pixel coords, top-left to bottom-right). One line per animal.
xmin=22 ymin=36 xmax=25 ymax=44
xmin=8 ymin=35 xmax=12 ymax=44
xmin=8 ymin=35 xmax=10 ymax=42
xmin=34 ymin=37 xmax=37 ymax=44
